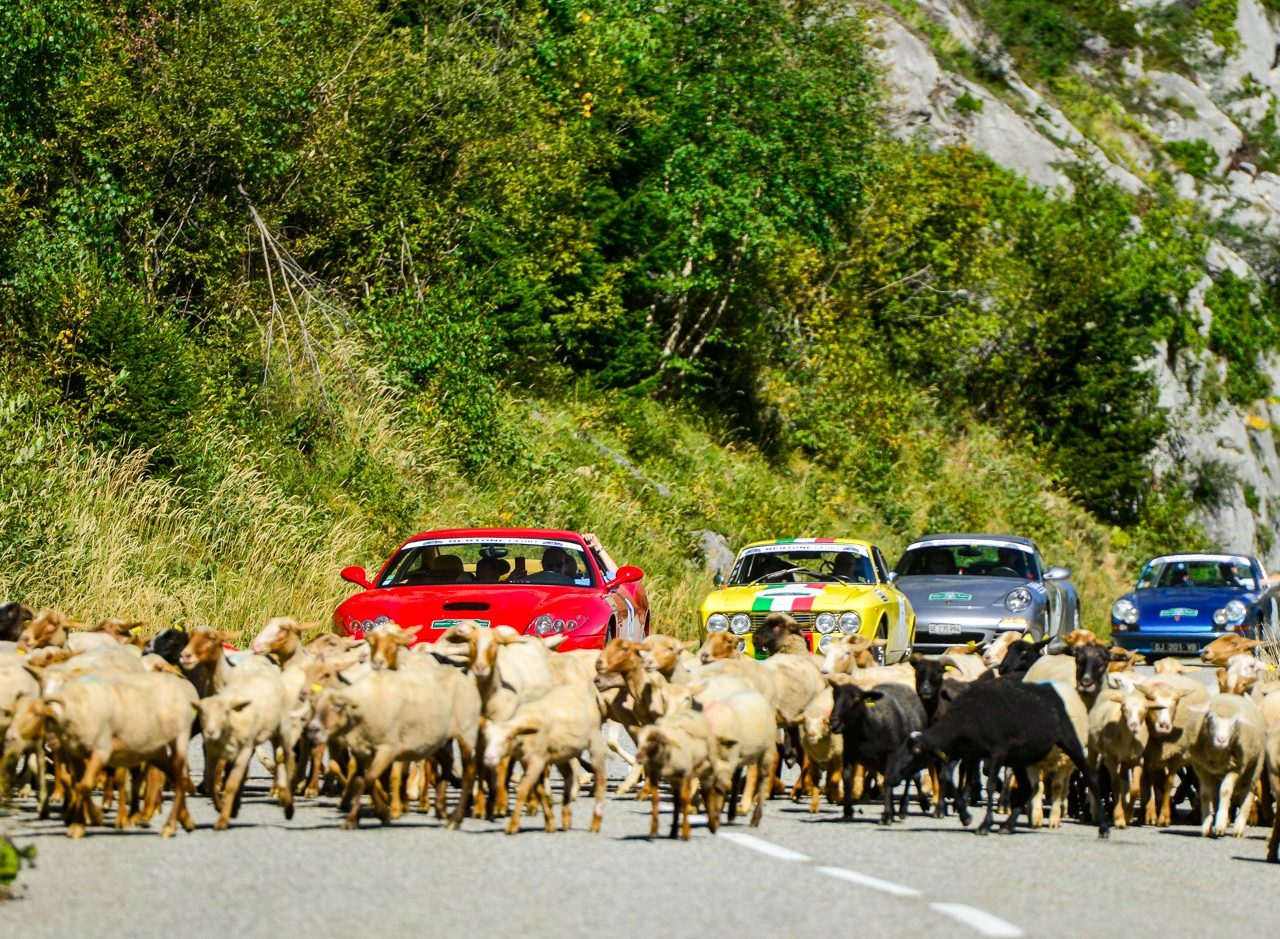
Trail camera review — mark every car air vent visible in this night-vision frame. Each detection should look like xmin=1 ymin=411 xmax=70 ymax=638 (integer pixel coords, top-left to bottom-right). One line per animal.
xmin=443 ymin=602 xmax=491 ymax=612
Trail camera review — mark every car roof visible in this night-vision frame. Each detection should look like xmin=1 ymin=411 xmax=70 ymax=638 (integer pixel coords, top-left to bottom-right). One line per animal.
xmin=740 ymin=537 xmax=875 ymax=552
xmin=905 ymin=533 xmax=1038 ymax=550
xmin=400 ymin=528 xmax=586 ymax=544
xmin=1144 ymin=553 xmax=1256 ymax=565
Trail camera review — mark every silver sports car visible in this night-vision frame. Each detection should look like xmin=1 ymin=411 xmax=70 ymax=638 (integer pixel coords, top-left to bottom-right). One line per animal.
xmin=892 ymin=534 xmax=1080 ymax=654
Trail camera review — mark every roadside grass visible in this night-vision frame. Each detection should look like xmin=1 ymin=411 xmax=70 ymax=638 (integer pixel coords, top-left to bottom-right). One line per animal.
xmin=1 ymin=349 xmax=1134 ymax=645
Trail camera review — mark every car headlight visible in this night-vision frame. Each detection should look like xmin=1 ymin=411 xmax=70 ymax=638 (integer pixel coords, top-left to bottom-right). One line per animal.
xmin=817 ymin=634 xmax=835 ymax=652
xmin=361 ymin=619 xmax=375 ymax=632
xmin=529 ymin=614 xmax=566 ymax=636
xmin=1111 ymin=598 xmax=1138 ymax=627
xmin=373 ymin=615 xmax=390 ymax=628
xmin=1214 ymin=600 xmax=1248 ymax=626
xmin=838 ymin=612 xmax=861 ymax=634
xmin=815 ymin=613 xmax=837 ymax=634
xmin=729 ymin=613 xmax=751 ymax=636
xmin=706 ymin=613 xmax=728 ymax=633
xmin=1005 ymin=587 xmax=1033 ymax=613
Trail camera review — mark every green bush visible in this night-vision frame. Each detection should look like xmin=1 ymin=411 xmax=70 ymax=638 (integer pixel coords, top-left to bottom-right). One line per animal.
xmin=1164 ymin=139 xmax=1220 ymax=181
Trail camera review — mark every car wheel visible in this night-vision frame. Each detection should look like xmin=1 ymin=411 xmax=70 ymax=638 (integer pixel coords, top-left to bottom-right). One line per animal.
xmin=605 ymin=619 xmax=617 ymax=644
xmin=873 ymin=620 xmax=888 ymax=666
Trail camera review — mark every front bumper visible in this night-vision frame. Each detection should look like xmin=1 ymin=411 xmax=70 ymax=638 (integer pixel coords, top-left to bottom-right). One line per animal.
xmin=911 ymin=612 xmax=1043 ymax=654
xmin=1110 ymin=629 xmax=1231 ymax=656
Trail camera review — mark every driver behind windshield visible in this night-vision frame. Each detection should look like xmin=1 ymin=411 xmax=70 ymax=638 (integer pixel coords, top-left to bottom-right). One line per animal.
xmin=527 ymin=546 xmax=575 ymax=585
xmin=924 ymin=548 xmax=958 ymax=576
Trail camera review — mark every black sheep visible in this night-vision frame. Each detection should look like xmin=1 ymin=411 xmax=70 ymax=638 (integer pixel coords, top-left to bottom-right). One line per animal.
xmin=887 ymin=678 xmax=1110 ymax=837
xmin=829 ymin=681 xmax=927 ymax=824
xmin=0 ymin=602 xmax=33 ymax=643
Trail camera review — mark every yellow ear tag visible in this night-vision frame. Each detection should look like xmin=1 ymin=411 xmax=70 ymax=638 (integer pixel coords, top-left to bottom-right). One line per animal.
xmin=190 ymin=703 xmax=199 ymax=714
xmin=1268 ymin=663 xmax=1277 ymax=673
xmin=16 ymin=649 xmax=25 ymax=656
xmin=310 ymin=683 xmax=323 ymax=693
xmin=130 ymin=626 xmax=142 ymax=636
xmin=865 ymin=701 xmax=876 ymax=709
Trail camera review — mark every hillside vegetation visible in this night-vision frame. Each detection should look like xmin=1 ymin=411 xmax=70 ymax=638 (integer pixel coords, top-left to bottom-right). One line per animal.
xmin=4 ymin=0 xmax=1251 ymax=639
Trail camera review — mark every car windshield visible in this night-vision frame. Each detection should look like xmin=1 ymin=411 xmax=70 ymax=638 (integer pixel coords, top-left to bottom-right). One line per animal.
xmin=377 ymin=538 xmax=596 ymax=588
xmin=896 ymin=541 xmax=1039 ymax=580
xmin=729 ymin=546 xmax=876 ymax=585
xmin=1137 ymin=556 xmax=1256 ymax=591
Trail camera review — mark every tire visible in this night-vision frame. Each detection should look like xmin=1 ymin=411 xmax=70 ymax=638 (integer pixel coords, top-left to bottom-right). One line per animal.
xmin=873 ymin=619 xmax=888 ymax=666
xmin=605 ymin=619 xmax=617 ymax=644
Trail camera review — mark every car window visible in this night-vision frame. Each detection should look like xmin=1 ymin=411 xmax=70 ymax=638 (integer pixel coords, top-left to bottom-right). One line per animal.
xmin=377 ymin=539 xmax=596 ymax=588
xmin=897 ymin=541 xmax=1037 ymax=579
xmin=1137 ymin=556 xmax=1256 ymax=591
xmin=729 ymin=547 xmax=875 ymax=585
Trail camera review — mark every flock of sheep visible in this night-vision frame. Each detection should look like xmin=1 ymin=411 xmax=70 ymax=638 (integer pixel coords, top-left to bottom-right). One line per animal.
xmin=1 ymin=599 xmax=1278 ymax=864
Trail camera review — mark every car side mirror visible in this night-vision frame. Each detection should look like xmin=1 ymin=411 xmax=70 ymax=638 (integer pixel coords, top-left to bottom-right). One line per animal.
xmin=341 ymin=565 xmax=373 ymax=590
xmin=605 ymin=565 xmax=644 ymax=590
xmin=887 ymin=571 xmax=898 ymax=583
xmin=1044 ymin=566 xmax=1071 ymax=581
xmin=714 ymin=572 xmax=727 ymax=588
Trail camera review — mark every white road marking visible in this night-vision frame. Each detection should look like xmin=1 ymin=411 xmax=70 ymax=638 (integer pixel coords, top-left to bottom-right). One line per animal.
xmin=814 ymin=865 xmax=922 ymax=898
xmin=718 ymin=832 xmax=811 ymax=862
xmin=929 ymin=903 xmax=1024 ymax=938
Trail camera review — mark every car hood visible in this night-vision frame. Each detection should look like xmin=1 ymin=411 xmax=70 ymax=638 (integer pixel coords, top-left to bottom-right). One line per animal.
xmin=895 ymin=575 xmax=1040 ymax=610
xmin=1127 ymin=586 xmax=1255 ymax=629
xmin=705 ymin=582 xmax=883 ymax=614
xmin=335 ymin=584 xmax=606 ymax=635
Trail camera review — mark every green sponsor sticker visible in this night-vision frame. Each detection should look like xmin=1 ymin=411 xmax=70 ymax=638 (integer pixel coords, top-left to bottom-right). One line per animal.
xmin=929 ymin=592 xmax=972 ymax=602
xmin=431 ymin=619 xmax=490 ymax=629
xmin=1159 ymin=608 xmax=1197 ymax=618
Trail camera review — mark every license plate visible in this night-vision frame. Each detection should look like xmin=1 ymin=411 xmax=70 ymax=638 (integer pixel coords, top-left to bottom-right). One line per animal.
xmin=432 ymin=619 xmax=490 ymax=630
xmin=1152 ymin=641 xmax=1198 ymax=654
xmin=929 ymin=624 xmax=962 ymax=635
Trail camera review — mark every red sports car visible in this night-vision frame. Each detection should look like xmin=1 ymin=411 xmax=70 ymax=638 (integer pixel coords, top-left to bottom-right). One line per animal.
xmin=333 ymin=528 xmax=649 ymax=651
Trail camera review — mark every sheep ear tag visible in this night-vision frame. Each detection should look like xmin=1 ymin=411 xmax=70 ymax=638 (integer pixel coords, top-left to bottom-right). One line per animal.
xmin=310 ymin=683 xmax=324 ymax=693
xmin=865 ymin=701 xmax=876 ymax=709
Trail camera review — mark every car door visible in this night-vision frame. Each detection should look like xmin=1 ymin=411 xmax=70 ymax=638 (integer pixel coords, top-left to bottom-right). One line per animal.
xmin=873 ymin=546 xmax=912 ymax=659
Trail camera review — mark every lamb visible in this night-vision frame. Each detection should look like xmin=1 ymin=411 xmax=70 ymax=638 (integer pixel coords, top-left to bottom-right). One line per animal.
xmin=635 ymin=709 xmax=718 ymax=839
xmin=638 ymin=634 xmax=697 ymax=682
xmin=680 ymin=680 xmax=778 ymax=827
xmin=829 ymin=681 xmax=927 ymax=823
xmin=1200 ymin=634 xmax=1262 ymax=666
xmin=40 ymin=670 xmax=198 ymax=837
xmin=1139 ymin=674 xmax=1211 ymax=825
xmin=798 ymin=685 xmax=843 ymax=813
xmin=197 ymin=668 xmax=295 ymax=830
xmin=982 ymin=631 xmax=1024 ymax=668
xmin=936 ymin=649 xmax=989 ymax=682
xmin=1026 ymin=681 xmax=1089 ymax=830
xmin=249 ymin=616 xmax=319 ymax=667
xmin=594 ymin=638 xmax=676 ymax=794
xmin=1088 ymin=687 xmax=1151 ymax=828
xmin=819 ymin=634 xmax=887 ymax=675
xmin=887 ymin=678 xmax=1109 ymax=837
xmin=696 ymin=631 xmax=742 ymax=664
xmin=1186 ymin=693 xmax=1265 ymax=838
xmin=308 ymin=663 xmax=481 ymax=830
xmin=481 ymin=681 xmax=606 ymax=835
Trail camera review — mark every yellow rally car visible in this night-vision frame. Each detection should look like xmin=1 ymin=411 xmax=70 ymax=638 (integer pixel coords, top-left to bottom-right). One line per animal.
xmin=700 ymin=538 xmax=915 ymax=662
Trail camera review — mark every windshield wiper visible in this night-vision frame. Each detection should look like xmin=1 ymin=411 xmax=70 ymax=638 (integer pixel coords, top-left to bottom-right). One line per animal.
xmin=748 ymin=566 xmax=826 ymax=585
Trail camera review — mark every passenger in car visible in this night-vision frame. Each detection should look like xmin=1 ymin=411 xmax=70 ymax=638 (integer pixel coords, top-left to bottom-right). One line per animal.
xmin=475 ymin=556 xmax=510 ymax=584
xmin=924 ymin=548 xmax=957 ymax=576
xmin=527 ymin=547 xmax=575 ymax=585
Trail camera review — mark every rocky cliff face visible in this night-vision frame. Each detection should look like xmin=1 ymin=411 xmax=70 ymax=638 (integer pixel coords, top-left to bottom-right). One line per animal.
xmin=877 ymin=0 xmax=1280 ymax=563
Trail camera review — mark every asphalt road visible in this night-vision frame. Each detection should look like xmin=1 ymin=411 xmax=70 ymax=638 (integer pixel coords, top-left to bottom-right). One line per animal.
xmin=2 ymin=662 xmax=1275 ymax=938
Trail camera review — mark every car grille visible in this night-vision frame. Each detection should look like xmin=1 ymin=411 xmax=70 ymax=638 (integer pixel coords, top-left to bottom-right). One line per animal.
xmin=749 ymin=612 xmax=817 ymax=632
xmin=915 ymin=628 xmax=989 ymax=647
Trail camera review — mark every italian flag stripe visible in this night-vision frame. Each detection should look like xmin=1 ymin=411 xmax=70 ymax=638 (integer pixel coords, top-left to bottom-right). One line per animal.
xmin=791 ymin=595 xmax=816 ymax=612
xmin=751 ymin=596 xmax=774 ymax=612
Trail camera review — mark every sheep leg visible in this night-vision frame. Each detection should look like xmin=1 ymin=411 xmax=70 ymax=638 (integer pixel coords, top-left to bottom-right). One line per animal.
xmin=791 ymin=756 xmax=810 ymax=802
xmin=1213 ymin=770 xmax=1239 ymax=837
xmin=435 ymin=758 xmax=450 ymax=820
xmin=841 ymin=757 xmax=857 ymax=821
xmin=1268 ymin=804 xmax=1280 ymax=862
xmin=506 ymin=757 xmax=544 ymax=835
xmin=1001 ymin=764 xmax=1031 ymax=833
xmin=365 ymin=748 xmax=397 ymax=825
xmin=752 ymin=748 xmax=776 ymax=829
xmin=1055 ymin=725 xmax=1109 ymax=839
xmin=1199 ymin=771 xmax=1219 ymax=837
xmin=275 ymin=733 xmax=296 ymax=821
xmin=113 ymin=768 xmax=131 ymax=830
xmin=880 ymin=766 xmax=896 ymax=826
xmin=977 ymin=753 xmax=1005 ymax=835
xmin=405 ymin=760 xmax=423 ymax=806
xmin=560 ymin=762 xmax=574 ymax=832
xmin=1231 ymin=780 xmax=1255 ymax=839
xmin=134 ymin=764 xmax=164 ymax=826
xmin=68 ymin=750 xmax=107 ymax=836
xmin=648 ymin=771 xmax=661 ymax=838
xmin=161 ymin=744 xmax=193 ymax=837
xmin=537 ymin=769 xmax=556 ymax=832
xmin=34 ymin=748 xmax=48 ymax=818
xmin=495 ymin=754 xmax=513 ymax=818
xmin=738 ymin=764 xmax=757 ymax=819
xmin=342 ymin=772 xmax=367 ymax=830
xmin=674 ymin=774 xmax=693 ymax=841
xmin=1048 ymin=766 xmax=1070 ymax=829
xmin=727 ymin=766 xmax=743 ymax=822
xmin=1158 ymin=766 xmax=1176 ymax=827
xmin=809 ymin=763 xmax=822 ymax=814
xmin=589 ymin=730 xmax=607 ymax=834
xmin=389 ymin=761 xmax=404 ymax=821
xmin=213 ymin=749 xmax=252 ymax=831
xmin=1126 ymin=763 xmax=1143 ymax=827
xmin=449 ymin=740 xmax=476 ymax=830
xmin=304 ymin=742 xmax=325 ymax=798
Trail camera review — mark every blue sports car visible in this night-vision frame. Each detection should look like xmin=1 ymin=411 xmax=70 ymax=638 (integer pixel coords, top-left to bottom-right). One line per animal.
xmin=1110 ymin=553 xmax=1280 ymax=656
